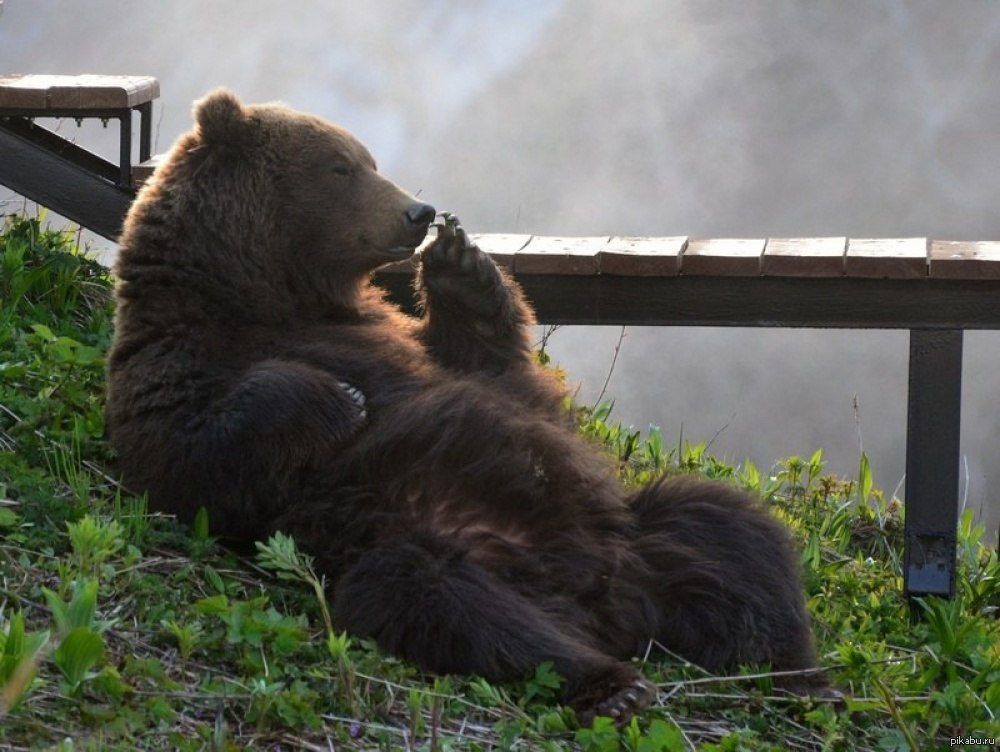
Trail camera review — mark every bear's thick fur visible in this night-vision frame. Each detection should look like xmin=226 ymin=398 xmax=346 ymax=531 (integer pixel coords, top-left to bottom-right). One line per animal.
xmin=107 ymin=89 xmax=825 ymax=722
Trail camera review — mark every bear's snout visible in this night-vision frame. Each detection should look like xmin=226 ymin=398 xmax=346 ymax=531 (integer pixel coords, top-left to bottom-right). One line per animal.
xmin=405 ymin=202 xmax=436 ymax=235
xmin=393 ymin=202 xmax=435 ymax=251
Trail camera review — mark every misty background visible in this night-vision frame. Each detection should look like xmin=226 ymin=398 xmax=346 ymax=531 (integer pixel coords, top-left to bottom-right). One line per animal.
xmin=1 ymin=0 xmax=998 ymax=537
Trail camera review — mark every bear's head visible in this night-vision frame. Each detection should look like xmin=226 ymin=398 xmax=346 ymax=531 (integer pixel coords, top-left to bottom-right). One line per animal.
xmin=121 ymin=89 xmax=435 ymax=314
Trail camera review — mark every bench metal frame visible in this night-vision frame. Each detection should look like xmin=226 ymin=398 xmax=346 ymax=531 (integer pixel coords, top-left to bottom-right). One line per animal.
xmin=0 ymin=75 xmax=156 ymax=239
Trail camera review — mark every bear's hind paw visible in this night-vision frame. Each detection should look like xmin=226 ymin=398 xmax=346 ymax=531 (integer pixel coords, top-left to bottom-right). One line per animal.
xmin=574 ymin=676 xmax=657 ymax=728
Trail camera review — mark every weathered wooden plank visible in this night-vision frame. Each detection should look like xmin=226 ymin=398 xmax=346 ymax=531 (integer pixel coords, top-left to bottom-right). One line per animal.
xmin=762 ymin=237 xmax=847 ymax=277
xmin=682 ymin=238 xmax=765 ymax=276
xmin=599 ymin=236 xmax=685 ymax=276
xmin=513 ymin=235 xmax=606 ymax=275
xmin=470 ymin=233 xmax=531 ymax=271
xmin=49 ymin=76 xmax=157 ymax=109
xmin=846 ymin=238 xmax=928 ymax=278
xmin=929 ymin=240 xmax=1000 ymax=280
xmin=0 ymin=75 xmax=48 ymax=108
xmin=0 ymin=74 xmax=159 ymax=110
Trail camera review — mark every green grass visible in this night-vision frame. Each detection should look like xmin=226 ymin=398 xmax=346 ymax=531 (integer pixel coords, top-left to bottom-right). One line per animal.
xmin=1 ymin=212 xmax=998 ymax=750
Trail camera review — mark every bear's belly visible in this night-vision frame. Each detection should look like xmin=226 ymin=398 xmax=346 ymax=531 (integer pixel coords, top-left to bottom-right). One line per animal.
xmin=330 ymin=375 xmax=629 ymax=553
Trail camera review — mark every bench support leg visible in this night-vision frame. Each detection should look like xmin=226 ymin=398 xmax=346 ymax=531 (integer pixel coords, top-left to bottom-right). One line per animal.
xmin=904 ymin=328 xmax=963 ymax=600
xmin=118 ymin=113 xmax=132 ymax=188
xmin=138 ymin=101 xmax=153 ymax=162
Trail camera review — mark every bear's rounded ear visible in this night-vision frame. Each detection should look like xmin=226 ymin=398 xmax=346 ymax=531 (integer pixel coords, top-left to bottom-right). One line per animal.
xmin=193 ymin=88 xmax=248 ymax=146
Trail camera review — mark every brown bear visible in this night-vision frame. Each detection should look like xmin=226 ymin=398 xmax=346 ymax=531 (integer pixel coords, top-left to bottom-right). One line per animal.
xmin=106 ymin=89 xmax=826 ymax=723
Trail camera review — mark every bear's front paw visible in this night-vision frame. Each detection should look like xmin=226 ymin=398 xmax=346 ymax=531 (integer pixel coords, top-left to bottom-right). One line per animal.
xmin=420 ymin=214 xmax=507 ymax=319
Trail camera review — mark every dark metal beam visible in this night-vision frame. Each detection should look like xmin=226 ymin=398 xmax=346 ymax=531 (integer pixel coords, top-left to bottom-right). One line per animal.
xmin=1 ymin=115 xmax=119 ymax=181
xmin=0 ymin=117 xmax=133 ymax=240
xmin=374 ymin=272 xmax=1000 ymax=330
xmin=903 ymin=329 xmax=963 ymax=599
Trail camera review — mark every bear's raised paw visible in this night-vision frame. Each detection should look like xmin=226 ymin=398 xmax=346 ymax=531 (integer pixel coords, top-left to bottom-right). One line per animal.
xmin=420 ymin=214 xmax=508 ymax=319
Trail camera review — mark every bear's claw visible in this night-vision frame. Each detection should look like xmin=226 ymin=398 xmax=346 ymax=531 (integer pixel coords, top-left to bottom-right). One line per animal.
xmin=597 ymin=678 xmax=656 ymax=723
xmin=438 ymin=210 xmax=460 ymax=229
xmin=575 ymin=677 xmax=657 ymax=728
xmin=338 ymin=381 xmax=367 ymax=420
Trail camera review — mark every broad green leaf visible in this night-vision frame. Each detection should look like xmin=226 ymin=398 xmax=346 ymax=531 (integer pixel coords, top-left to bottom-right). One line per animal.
xmin=53 ymin=627 xmax=105 ymax=687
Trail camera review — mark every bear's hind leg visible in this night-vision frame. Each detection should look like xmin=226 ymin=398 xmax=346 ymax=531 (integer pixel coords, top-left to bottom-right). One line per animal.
xmin=333 ymin=536 xmax=655 ymax=723
xmin=628 ymin=477 xmax=828 ymax=692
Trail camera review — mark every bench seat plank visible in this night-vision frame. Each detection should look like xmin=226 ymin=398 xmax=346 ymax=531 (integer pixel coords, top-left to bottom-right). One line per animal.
xmin=514 ymin=236 xmax=607 ymax=275
xmin=600 ymin=236 xmax=685 ymax=276
xmin=370 ymin=234 xmax=1000 ymax=284
xmin=763 ymin=237 xmax=847 ymax=276
xmin=846 ymin=238 xmax=928 ymax=278
xmin=472 ymin=233 xmax=531 ymax=270
xmin=929 ymin=241 xmax=1000 ymax=280
xmin=682 ymin=238 xmax=766 ymax=276
xmin=0 ymin=74 xmax=160 ymax=111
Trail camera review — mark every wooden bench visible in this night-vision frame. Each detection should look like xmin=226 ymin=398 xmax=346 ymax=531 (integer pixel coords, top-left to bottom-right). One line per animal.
xmin=377 ymin=234 xmax=1000 ymax=600
xmin=0 ymin=74 xmax=159 ymax=238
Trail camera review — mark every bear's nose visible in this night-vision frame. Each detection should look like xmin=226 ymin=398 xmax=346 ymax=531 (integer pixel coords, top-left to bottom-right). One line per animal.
xmin=405 ymin=202 xmax=436 ymax=229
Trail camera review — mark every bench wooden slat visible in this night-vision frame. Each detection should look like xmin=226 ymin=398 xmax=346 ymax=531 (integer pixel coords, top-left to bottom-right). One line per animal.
xmin=600 ymin=236 xmax=685 ymax=276
xmin=0 ymin=76 xmax=48 ymax=108
xmin=0 ymin=74 xmax=159 ymax=110
xmin=763 ymin=237 xmax=847 ymax=276
xmin=846 ymin=238 xmax=928 ymax=278
xmin=370 ymin=234 xmax=1000 ymax=282
xmin=682 ymin=238 xmax=765 ymax=276
xmin=471 ymin=233 xmax=531 ymax=271
xmin=929 ymin=241 xmax=1000 ymax=280
xmin=513 ymin=236 xmax=606 ymax=275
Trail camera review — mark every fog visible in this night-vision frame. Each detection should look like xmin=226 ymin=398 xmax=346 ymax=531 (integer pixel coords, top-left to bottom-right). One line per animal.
xmin=1 ymin=0 xmax=998 ymax=536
